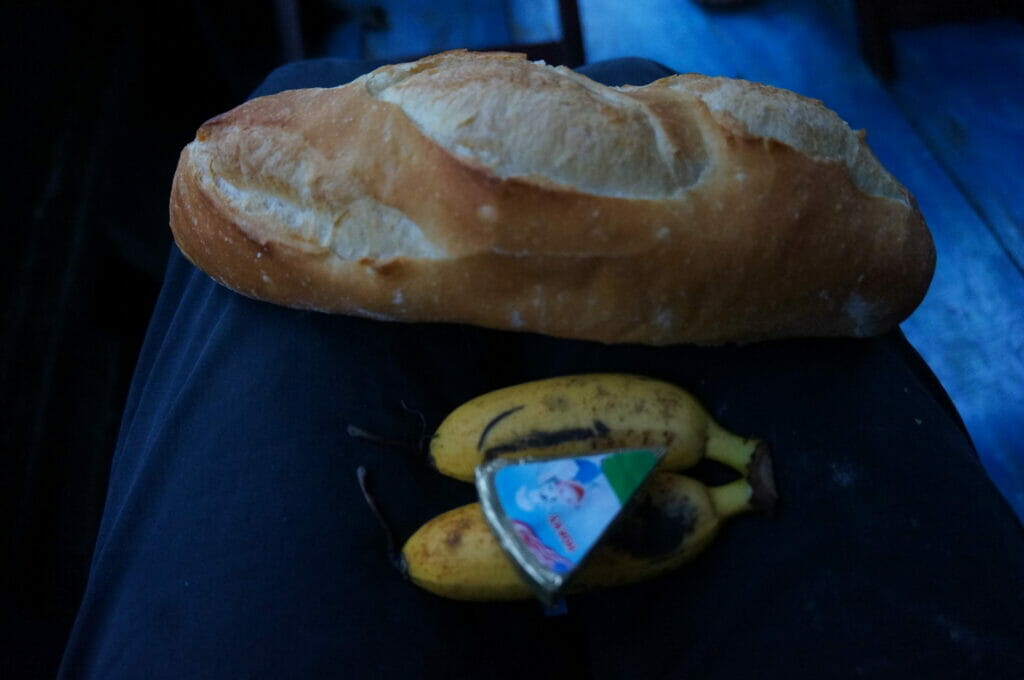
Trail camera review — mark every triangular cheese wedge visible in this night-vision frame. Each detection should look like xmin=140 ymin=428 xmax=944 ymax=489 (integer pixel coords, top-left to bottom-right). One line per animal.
xmin=476 ymin=448 xmax=663 ymax=605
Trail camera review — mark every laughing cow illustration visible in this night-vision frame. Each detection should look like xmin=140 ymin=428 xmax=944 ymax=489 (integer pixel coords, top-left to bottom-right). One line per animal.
xmin=514 ymin=457 xmax=602 ymax=512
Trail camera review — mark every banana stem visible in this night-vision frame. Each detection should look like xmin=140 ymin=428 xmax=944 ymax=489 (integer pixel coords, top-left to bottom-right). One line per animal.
xmin=709 ymin=445 xmax=778 ymax=518
xmin=747 ymin=443 xmax=778 ymax=514
xmin=708 ymin=478 xmax=754 ymax=519
xmin=704 ymin=423 xmax=761 ymax=474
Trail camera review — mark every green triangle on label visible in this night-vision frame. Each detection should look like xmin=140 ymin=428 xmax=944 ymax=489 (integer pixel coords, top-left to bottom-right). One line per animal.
xmin=601 ymin=449 xmax=661 ymax=504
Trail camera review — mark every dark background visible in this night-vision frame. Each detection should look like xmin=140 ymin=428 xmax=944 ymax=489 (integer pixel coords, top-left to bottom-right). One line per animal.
xmin=3 ymin=1 xmax=1020 ymax=677
xmin=3 ymin=2 xmax=289 ymax=675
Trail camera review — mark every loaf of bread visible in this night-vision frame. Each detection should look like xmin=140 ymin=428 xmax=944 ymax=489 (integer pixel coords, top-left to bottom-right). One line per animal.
xmin=169 ymin=50 xmax=934 ymax=345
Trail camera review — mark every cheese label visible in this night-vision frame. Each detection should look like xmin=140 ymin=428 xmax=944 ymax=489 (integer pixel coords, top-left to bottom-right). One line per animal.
xmin=475 ymin=448 xmax=662 ymax=604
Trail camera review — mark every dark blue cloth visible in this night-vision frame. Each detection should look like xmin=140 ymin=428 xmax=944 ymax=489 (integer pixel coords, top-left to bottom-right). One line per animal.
xmin=60 ymin=59 xmax=1024 ymax=679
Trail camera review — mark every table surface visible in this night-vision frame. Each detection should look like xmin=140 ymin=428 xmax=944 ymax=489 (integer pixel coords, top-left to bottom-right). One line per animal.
xmin=322 ymin=0 xmax=1024 ymax=519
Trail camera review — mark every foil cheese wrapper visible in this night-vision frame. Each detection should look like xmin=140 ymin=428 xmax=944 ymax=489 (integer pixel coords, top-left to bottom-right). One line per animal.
xmin=475 ymin=448 xmax=664 ymax=605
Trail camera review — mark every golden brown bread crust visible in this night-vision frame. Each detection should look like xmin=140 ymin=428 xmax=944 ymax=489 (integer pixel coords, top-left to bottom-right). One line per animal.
xmin=169 ymin=50 xmax=935 ymax=345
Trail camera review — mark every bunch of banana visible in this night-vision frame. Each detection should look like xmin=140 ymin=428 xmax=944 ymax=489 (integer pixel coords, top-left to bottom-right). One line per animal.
xmin=398 ymin=373 xmax=776 ymax=602
xmin=402 ymin=471 xmax=772 ymax=601
xmin=429 ymin=373 xmax=767 ymax=481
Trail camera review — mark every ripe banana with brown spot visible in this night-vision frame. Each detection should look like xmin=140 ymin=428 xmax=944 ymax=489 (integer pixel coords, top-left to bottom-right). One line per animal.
xmin=401 ymin=467 xmax=776 ymax=602
xmin=430 ymin=373 xmax=767 ymax=482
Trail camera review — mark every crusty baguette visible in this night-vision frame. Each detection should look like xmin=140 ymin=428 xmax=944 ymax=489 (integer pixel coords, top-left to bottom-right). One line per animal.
xmin=169 ymin=50 xmax=934 ymax=345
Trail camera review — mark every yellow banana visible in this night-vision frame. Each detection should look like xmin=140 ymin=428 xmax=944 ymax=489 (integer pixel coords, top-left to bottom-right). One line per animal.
xmin=430 ymin=374 xmax=765 ymax=482
xmin=401 ymin=469 xmax=775 ymax=602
